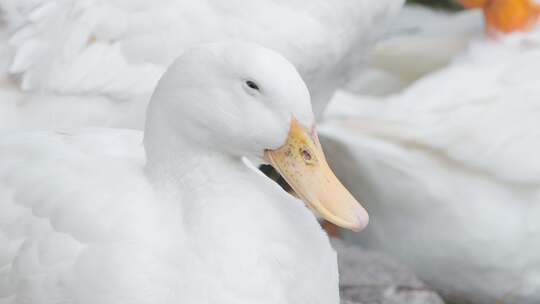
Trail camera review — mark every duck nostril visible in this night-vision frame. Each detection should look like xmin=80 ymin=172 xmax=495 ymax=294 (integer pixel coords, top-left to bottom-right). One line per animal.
xmin=301 ymin=149 xmax=312 ymax=162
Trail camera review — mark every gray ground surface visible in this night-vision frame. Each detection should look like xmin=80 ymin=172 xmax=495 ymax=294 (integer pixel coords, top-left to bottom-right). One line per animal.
xmin=333 ymin=238 xmax=444 ymax=304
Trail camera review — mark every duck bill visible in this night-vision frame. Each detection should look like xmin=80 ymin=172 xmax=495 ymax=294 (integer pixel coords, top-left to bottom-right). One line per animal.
xmin=264 ymin=118 xmax=369 ymax=232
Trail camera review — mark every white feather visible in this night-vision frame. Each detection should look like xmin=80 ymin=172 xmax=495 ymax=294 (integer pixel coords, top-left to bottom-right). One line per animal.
xmin=321 ymin=25 xmax=540 ymax=304
xmin=0 ymin=0 xmax=403 ymax=130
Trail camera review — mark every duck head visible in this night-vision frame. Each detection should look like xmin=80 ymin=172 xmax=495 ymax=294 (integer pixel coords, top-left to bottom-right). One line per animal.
xmin=459 ymin=0 xmax=540 ymax=34
xmin=145 ymin=42 xmax=368 ymax=231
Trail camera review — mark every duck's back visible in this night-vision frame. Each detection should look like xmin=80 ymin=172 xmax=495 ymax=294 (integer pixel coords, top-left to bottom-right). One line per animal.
xmin=0 ymin=0 xmax=403 ymax=128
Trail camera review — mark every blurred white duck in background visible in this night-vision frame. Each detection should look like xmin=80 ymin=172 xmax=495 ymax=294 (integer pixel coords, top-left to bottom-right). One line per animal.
xmin=361 ymin=0 xmax=540 ymax=95
xmin=320 ymin=7 xmax=540 ymax=304
xmin=372 ymin=6 xmax=481 ymax=89
xmin=0 ymin=0 xmax=403 ymax=131
xmin=0 ymin=42 xmax=368 ymax=304
xmin=344 ymin=5 xmax=483 ymax=96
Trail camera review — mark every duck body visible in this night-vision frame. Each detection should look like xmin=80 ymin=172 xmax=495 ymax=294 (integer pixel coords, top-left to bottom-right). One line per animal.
xmin=321 ymin=33 xmax=540 ymax=304
xmin=0 ymin=129 xmax=337 ymax=304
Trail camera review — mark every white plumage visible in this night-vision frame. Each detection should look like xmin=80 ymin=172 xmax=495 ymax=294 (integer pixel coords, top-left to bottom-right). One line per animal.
xmin=368 ymin=5 xmax=483 ymax=85
xmin=321 ymin=22 xmax=540 ymax=304
xmin=0 ymin=0 xmax=403 ymax=131
xmin=0 ymin=43 xmax=348 ymax=304
xmin=343 ymin=5 xmax=483 ymax=96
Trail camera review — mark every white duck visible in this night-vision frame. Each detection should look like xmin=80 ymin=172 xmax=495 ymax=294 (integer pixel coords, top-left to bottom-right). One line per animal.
xmin=0 ymin=42 xmax=368 ymax=304
xmin=320 ymin=27 xmax=540 ymax=304
xmin=0 ymin=0 xmax=403 ymax=131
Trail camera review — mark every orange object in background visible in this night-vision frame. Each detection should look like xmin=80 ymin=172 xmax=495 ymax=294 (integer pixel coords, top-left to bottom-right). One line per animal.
xmin=458 ymin=0 xmax=540 ymax=34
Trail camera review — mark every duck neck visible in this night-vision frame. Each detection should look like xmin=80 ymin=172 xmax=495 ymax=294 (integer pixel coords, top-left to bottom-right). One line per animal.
xmin=143 ymin=109 xmax=246 ymax=192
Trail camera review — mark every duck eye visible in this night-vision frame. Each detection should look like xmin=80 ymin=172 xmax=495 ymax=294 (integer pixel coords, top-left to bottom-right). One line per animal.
xmin=245 ymin=80 xmax=260 ymax=91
